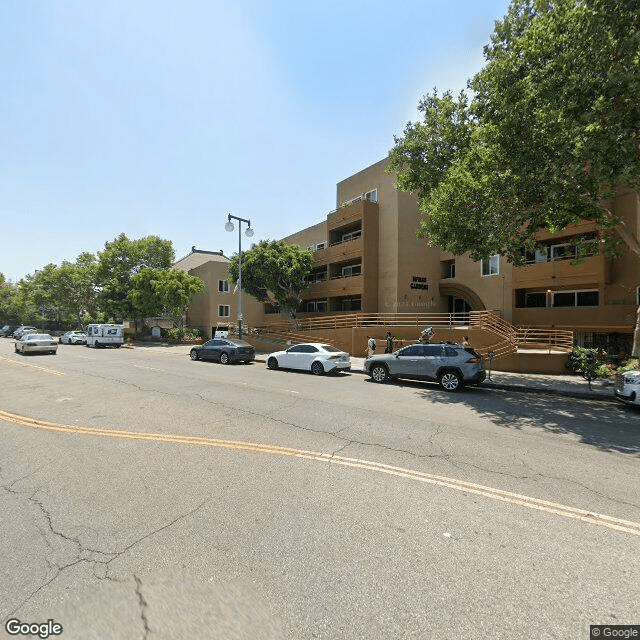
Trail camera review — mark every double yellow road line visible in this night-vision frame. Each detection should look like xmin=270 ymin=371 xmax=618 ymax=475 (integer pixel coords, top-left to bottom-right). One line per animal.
xmin=0 ymin=355 xmax=64 ymax=376
xmin=2 ymin=409 xmax=639 ymax=537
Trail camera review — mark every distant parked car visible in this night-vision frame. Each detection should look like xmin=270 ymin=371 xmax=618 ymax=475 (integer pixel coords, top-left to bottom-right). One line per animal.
xmin=189 ymin=338 xmax=255 ymax=364
xmin=12 ymin=326 xmax=37 ymax=339
xmin=0 ymin=325 xmax=17 ymax=337
xmin=14 ymin=333 xmax=58 ymax=355
xmin=266 ymin=343 xmax=351 ymax=376
xmin=363 ymin=342 xmax=485 ymax=392
xmin=614 ymin=371 xmax=640 ymax=407
xmin=60 ymin=331 xmax=88 ymax=344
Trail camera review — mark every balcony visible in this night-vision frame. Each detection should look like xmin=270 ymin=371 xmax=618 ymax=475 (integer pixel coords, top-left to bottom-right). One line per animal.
xmin=303 ymin=273 xmax=364 ymax=298
xmin=312 ymin=236 xmax=363 ymax=267
xmin=513 ymin=254 xmax=610 ymax=288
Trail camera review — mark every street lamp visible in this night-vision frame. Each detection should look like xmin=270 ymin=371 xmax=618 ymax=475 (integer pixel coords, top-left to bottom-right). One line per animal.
xmin=225 ymin=213 xmax=254 ymax=340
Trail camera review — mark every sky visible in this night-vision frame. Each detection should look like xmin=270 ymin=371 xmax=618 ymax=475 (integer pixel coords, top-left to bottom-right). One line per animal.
xmin=0 ymin=0 xmax=512 ymax=282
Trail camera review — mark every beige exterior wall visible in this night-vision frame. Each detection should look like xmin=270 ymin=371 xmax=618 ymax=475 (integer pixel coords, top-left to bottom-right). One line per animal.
xmin=176 ymin=253 xmax=264 ymax=339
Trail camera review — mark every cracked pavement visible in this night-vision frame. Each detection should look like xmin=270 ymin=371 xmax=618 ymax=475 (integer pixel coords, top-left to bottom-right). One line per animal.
xmin=1 ymin=340 xmax=639 ymax=639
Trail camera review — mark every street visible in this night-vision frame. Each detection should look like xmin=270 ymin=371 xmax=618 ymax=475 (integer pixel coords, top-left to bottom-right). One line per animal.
xmin=1 ymin=340 xmax=639 ymax=639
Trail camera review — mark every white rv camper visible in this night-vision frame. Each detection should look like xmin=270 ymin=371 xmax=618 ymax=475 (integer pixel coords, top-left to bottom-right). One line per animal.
xmin=86 ymin=324 xmax=124 ymax=348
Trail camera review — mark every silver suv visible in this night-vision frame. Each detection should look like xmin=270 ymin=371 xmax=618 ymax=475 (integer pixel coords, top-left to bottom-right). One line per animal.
xmin=364 ymin=343 xmax=486 ymax=392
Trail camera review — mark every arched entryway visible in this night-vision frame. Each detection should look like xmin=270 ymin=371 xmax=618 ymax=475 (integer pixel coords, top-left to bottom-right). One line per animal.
xmin=439 ymin=283 xmax=486 ymax=323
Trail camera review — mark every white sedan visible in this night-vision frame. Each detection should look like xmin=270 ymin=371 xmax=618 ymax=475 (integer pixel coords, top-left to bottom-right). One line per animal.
xmin=59 ymin=331 xmax=88 ymax=344
xmin=15 ymin=333 xmax=58 ymax=355
xmin=266 ymin=343 xmax=351 ymax=376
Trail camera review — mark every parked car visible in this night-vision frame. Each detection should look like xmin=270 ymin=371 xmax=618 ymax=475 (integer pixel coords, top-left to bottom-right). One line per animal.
xmin=14 ymin=333 xmax=58 ymax=355
xmin=59 ymin=331 xmax=88 ymax=344
xmin=266 ymin=343 xmax=351 ymax=376
xmin=614 ymin=371 xmax=640 ymax=407
xmin=189 ymin=338 xmax=255 ymax=364
xmin=12 ymin=326 xmax=37 ymax=339
xmin=363 ymin=342 xmax=485 ymax=392
xmin=0 ymin=325 xmax=17 ymax=337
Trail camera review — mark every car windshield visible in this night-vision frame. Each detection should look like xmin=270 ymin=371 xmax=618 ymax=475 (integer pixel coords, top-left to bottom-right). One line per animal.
xmin=27 ymin=334 xmax=51 ymax=340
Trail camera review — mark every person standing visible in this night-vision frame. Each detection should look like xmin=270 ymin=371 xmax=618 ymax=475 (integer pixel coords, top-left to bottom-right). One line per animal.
xmin=367 ymin=336 xmax=377 ymax=357
xmin=385 ymin=331 xmax=394 ymax=354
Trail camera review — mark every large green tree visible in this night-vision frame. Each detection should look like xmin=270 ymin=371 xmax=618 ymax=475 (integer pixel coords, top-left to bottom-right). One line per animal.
xmin=389 ymin=0 xmax=640 ymax=354
xmin=128 ymin=268 xmax=205 ymax=322
xmin=95 ymin=234 xmax=174 ymax=324
xmin=228 ymin=240 xmax=313 ymax=328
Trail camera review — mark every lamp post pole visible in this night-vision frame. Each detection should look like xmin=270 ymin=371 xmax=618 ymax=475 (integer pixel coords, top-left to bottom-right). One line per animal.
xmin=225 ymin=214 xmax=254 ymax=340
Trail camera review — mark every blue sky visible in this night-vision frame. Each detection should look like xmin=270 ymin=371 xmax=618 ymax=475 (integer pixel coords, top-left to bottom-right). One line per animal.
xmin=1 ymin=0 xmax=511 ymax=281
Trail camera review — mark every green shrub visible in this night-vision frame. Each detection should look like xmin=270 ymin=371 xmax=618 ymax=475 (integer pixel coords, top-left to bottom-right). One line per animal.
xmin=566 ymin=347 xmax=599 ymax=373
xmin=595 ymin=363 xmax=615 ymax=378
xmin=618 ymin=358 xmax=639 ymax=373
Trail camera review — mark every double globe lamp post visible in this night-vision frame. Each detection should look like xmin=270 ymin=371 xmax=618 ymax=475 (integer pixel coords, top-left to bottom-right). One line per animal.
xmin=224 ymin=214 xmax=254 ymax=340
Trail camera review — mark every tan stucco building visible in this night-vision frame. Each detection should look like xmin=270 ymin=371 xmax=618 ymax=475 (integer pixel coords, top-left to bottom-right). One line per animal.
xmin=281 ymin=158 xmax=639 ymax=354
xmin=173 ymin=248 xmax=264 ymax=339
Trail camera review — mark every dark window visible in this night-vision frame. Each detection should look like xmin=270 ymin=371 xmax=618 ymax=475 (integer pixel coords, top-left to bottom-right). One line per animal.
xmin=553 ymin=292 xmax=576 ymax=307
xmin=577 ymin=291 xmax=599 ymax=306
xmin=399 ymin=346 xmax=422 ymax=356
xmin=444 ymin=347 xmax=458 ymax=357
xmin=421 ymin=345 xmax=444 ymax=356
xmin=288 ymin=345 xmax=305 ymax=353
xmin=525 ymin=292 xmax=547 ymax=307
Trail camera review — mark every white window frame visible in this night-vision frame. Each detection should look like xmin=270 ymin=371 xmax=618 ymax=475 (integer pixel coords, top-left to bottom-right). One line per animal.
xmin=341 ymin=229 xmax=361 ymax=243
xmin=481 ymin=255 xmax=500 ymax=276
xmin=550 ymin=242 xmax=577 ymax=261
xmin=218 ymin=280 xmax=229 ymax=293
xmin=315 ymin=241 xmax=326 ymax=250
xmin=341 ymin=264 xmax=362 ymax=277
xmin=364 ymin=188 xmax=378 ymax=203
xmin=218 ymin=305 xmax=230 ymax=317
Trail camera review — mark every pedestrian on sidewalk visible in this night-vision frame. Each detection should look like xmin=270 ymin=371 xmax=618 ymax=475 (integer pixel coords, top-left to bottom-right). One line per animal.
xmin=367 ymin=336 xmax=377 ymax=358
xmin=385 ymin=331 xmax=394 ymax=354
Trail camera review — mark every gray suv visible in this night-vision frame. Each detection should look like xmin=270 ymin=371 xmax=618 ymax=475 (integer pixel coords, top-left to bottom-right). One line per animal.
xmin=364 ymin=343 xmax=486 ymax=392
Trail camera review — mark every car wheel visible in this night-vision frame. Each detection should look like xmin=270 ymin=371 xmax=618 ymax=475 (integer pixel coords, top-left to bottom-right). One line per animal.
xmin=438 ymin=370 xmax=462 ymax=392
xmin=220 ymin=352 xmax=230 ymax=365
xmin=370 ymin=364 xmax=389 ymax=383
xmin=311 ymin=361 xmax=324 ymax=376
xmin=190 ymin=349 xmax=199 ymax=361
xmin=267 ymin=357 xmax=278 ymax=370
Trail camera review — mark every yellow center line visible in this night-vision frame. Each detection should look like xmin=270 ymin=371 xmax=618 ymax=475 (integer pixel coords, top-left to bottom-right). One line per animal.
xmin=1 ymin=409 xmax=639 ymax=537
xmin=0 ymin=355 xmax=65 ymax=376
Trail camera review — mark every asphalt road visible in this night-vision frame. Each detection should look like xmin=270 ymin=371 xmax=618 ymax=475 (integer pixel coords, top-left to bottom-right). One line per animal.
xmin=1 ymin=339 xmax=639 ymax=639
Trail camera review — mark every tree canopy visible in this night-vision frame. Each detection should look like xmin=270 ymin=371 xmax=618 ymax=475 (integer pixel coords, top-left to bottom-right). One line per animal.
xmin=95 ymin=234 xmax=174 ymax=321
xmin=228 ymin=240 xmax=313 ymax=326
xmin=129 ymin=267 xmax=205 ymax=321
xmin=389 ymin=0 xmax=640 ymax=263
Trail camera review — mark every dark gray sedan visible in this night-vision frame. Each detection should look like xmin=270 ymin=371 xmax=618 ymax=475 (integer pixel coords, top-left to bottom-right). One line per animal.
xmin=189 ymin=339 xmax=255 ymax=364
xmin=363 ymin=342 xmax=485 ymax=392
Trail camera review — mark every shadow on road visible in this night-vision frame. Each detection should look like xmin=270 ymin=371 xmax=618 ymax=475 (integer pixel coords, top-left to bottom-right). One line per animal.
xmin=366 ymin=378 xmax=640 ymax=456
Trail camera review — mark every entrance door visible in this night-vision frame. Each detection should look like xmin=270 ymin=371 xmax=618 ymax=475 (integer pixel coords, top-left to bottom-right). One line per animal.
xmin=449 ymin=296 xmax=471 ymax=324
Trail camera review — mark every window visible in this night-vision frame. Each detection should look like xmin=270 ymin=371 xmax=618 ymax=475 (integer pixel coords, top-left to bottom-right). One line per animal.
xmin=218 ymin=280 xmax=229 ymax=293
xmin=399 ymin=345 xmax=422 ymax=357
xmin=442 ymin=261 xmax=455 ymax=279
xmin=341 ymin=264 xmax=361 ymax=277
xmin=218 ymin=305 xmax=230 ymax=317
xmin=338 ymin=297 xmax=361 ymax=311
xmin=551 ymin=243 xmax=577 ymax=261
xmin=481 ymin=255 xmax=499 ymax=276
xmin=341 ymin=229 xmax=361 ymax=243
xmin=364 ymin=189 xmax=378 ymax=203
xmin=551 ymin=290 xmax=599 ymax=307
xmin=305 ymin=300 xmax=327 ymax=312
xmin=525 ymin=292 xmax=547 ymax=308
xmin=315 ymin=242 xmax=326 ymax=250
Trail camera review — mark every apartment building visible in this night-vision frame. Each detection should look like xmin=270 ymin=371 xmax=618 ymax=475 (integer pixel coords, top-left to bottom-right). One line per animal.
xmin=173 ymin=247 xmax=264 ymax=339
xmin=280 ymin=158 xmax=639 ymax=354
